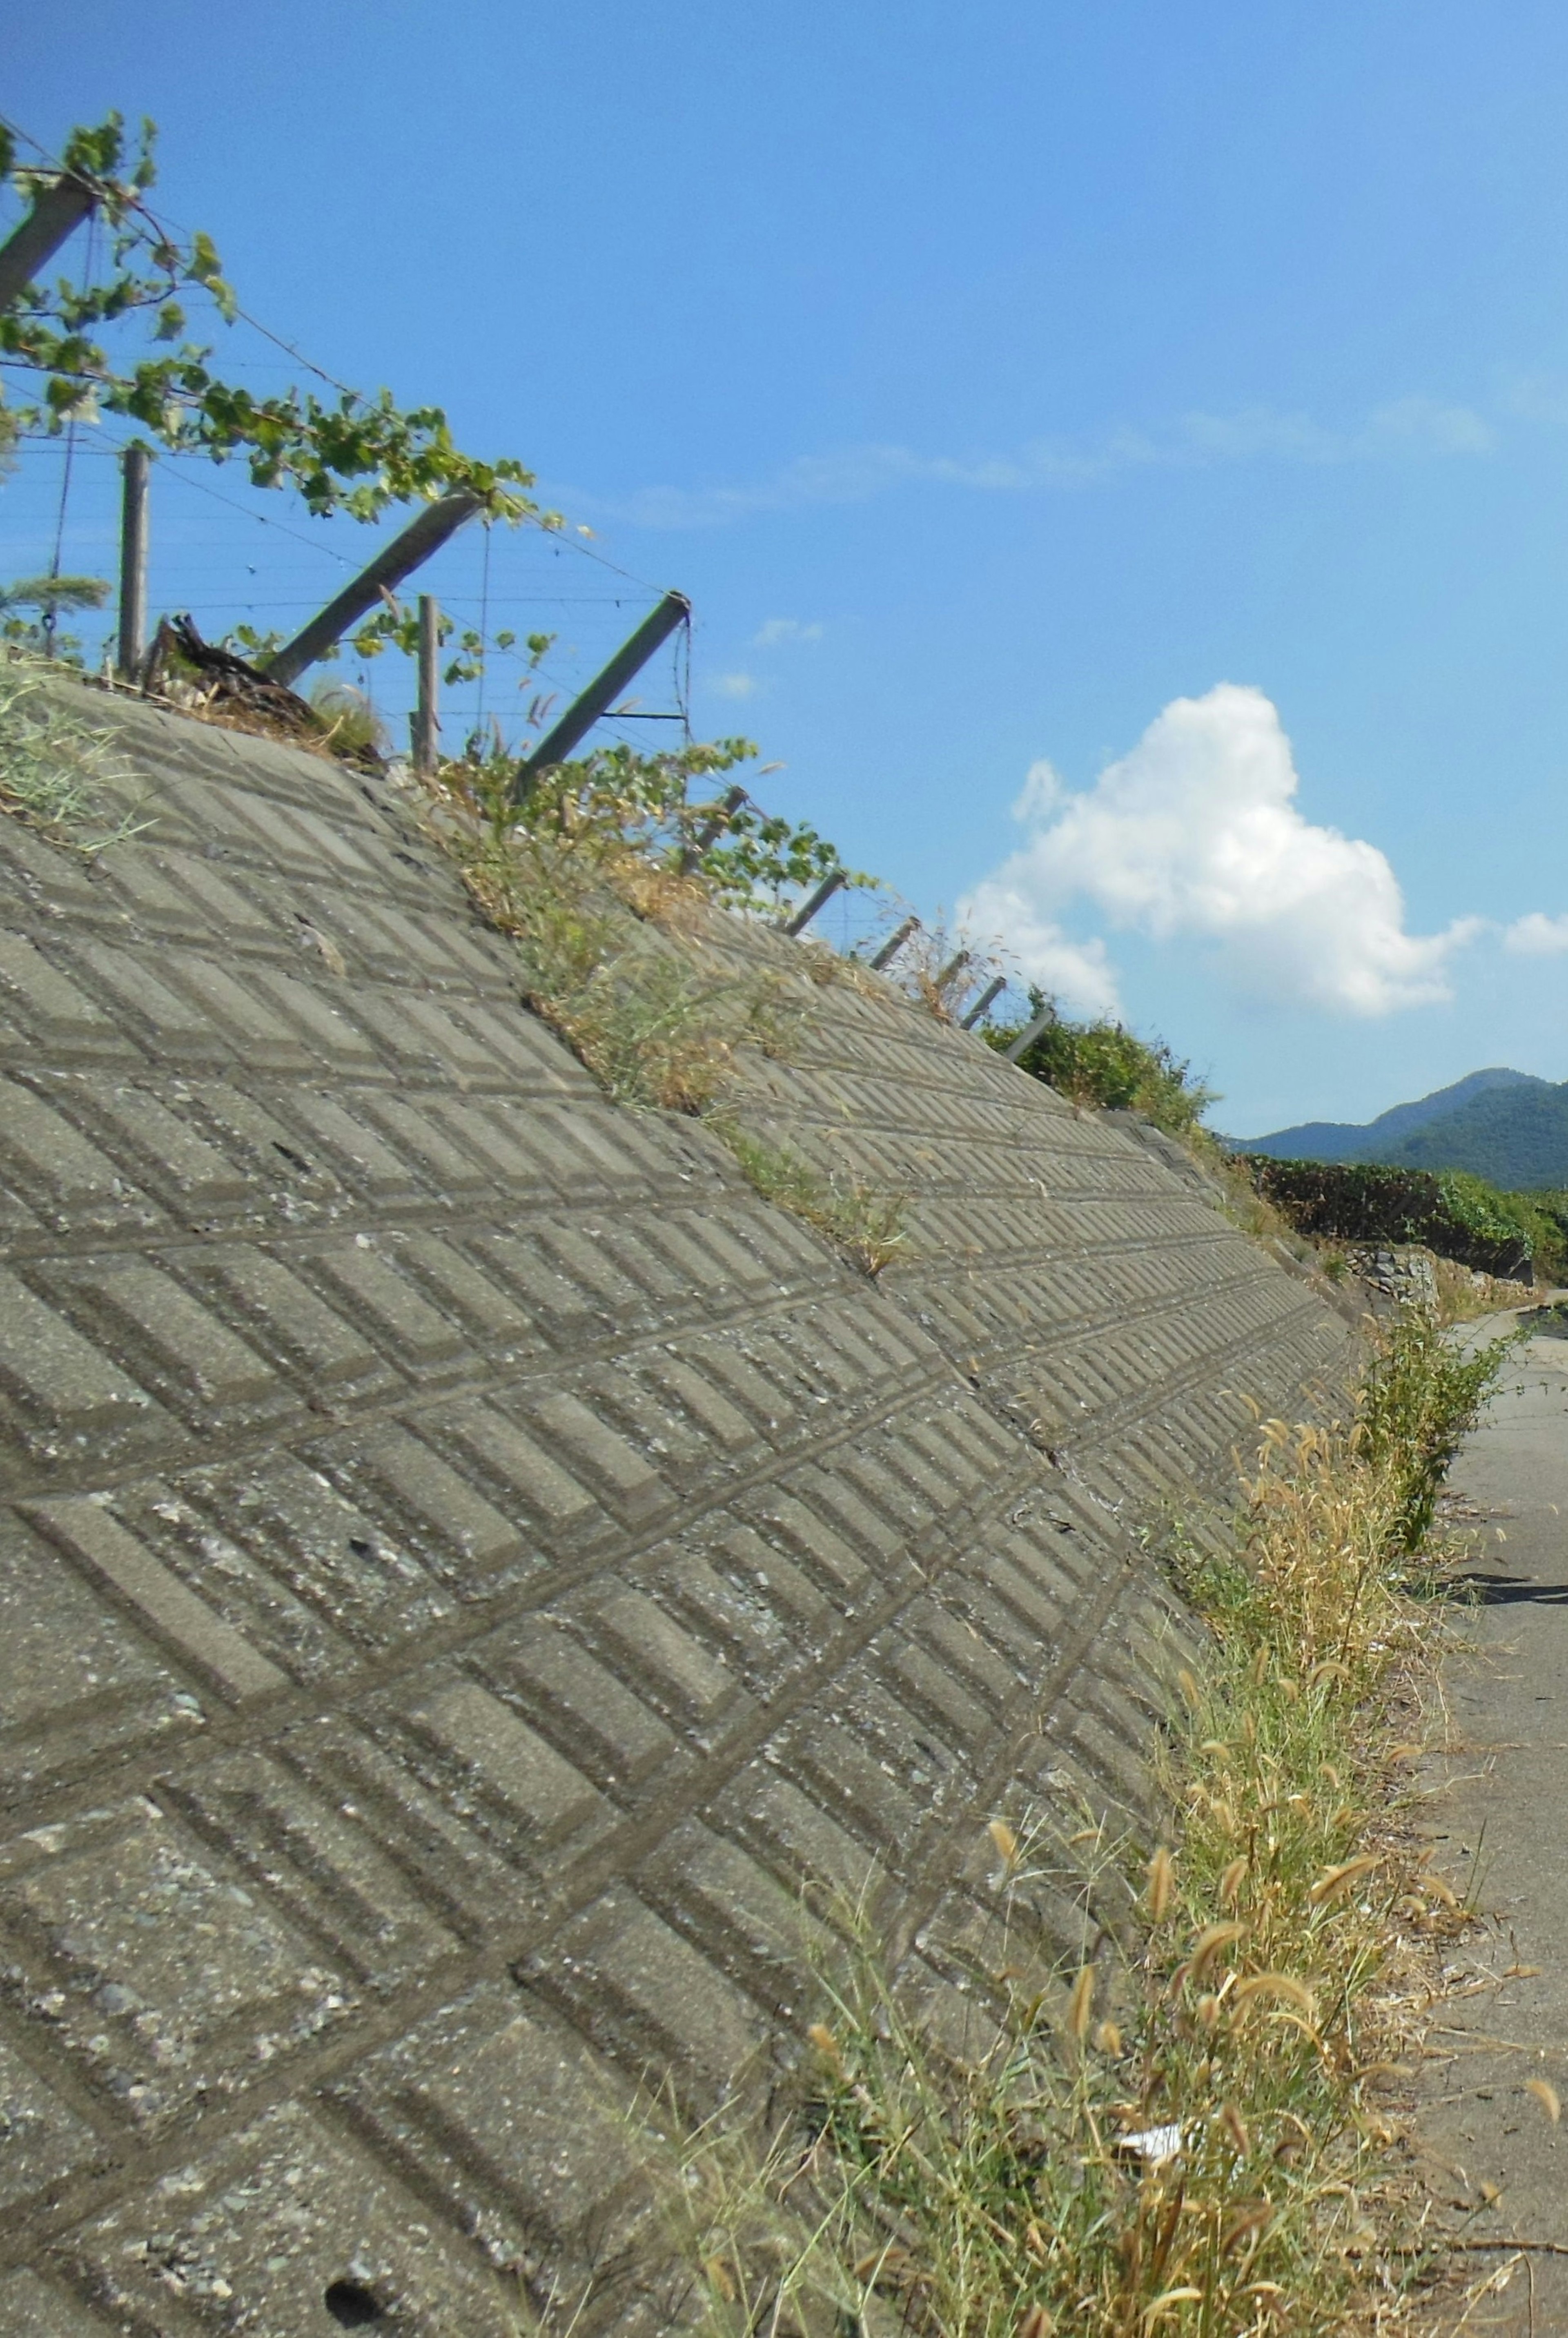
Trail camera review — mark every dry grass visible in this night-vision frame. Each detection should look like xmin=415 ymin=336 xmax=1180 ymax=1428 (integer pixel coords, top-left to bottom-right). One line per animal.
xmin=1425 ymin=1253 xmax=1534 ymax=1326
xmin=637 ymin=1307 xmax=1514 ymax=2338
xmin=0 ymin=659 xmax=150 ymax=854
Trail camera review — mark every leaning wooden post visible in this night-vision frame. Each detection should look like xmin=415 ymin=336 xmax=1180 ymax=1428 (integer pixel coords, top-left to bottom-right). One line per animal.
xmin=783 ymin=867 xmax=847 ymax=937
xmin=263 ymin=489 xmax=483 ymax=687
xmin=116 ymin=444 xmax=151 ymax=682
xmin=1004 ymin=1005 xmax=1055 ymax=1062
xmin=960 ymin=975 xmax=1006 ymax=1030
xmin=513 ymin=590 xmax=691 ymax=791
xmin=412 ymin=594 xmax=440 ymax=772
xmin=869 ymin=914 xmax=919 ymax=971
xmin=0 ymin=174 xmax=95 ymax=313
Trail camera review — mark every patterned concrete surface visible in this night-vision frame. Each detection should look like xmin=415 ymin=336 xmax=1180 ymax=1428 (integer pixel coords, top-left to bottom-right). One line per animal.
xmin=0 ymin=685 xmax=1354 ymax=2334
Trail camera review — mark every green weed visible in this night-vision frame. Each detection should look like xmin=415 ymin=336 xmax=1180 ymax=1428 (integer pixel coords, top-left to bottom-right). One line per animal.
xmin=715 ymin=1123 xmax=909 ymax=1276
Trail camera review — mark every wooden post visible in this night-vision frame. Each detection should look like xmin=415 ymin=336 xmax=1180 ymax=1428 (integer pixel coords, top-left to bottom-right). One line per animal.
xmin=682 ymin=780 xmax=746 ymax=871
xmin=869 ymin=915 xmax=919 ymax=971
xmin=934 ymin=948 xmax=970 ymax=994
xmin=1004 ymin=1005 xmax=1056 ymax=1063
xmin=783 ymin=867 xmax=847 ymax=937
xmin=960 ymin=975 xmax=1006 ymax=1030
xmin=263 ymin=489 xmax=482 ymax=686
xmin=116 ymin=445 xmax=150 ymax=682
xmin=514 ymin=591 xmax=690 ymax=791
xmin=0 ymin=175 xmax=95 ymax=313
xmin=412 ymin=594 xmax=439 ymax=772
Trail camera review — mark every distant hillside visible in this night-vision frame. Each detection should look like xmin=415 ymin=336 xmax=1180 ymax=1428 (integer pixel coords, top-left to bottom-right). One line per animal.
xmin=1242 ymin=1068 xmax=1546 ymax=1164
xmin=1373 ymin=1079 xmax=1568 ymax=1189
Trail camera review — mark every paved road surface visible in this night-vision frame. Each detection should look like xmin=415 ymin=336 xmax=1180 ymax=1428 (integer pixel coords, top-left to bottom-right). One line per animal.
xmin=1413 ymin=1306 xmax=1568 ymax=2332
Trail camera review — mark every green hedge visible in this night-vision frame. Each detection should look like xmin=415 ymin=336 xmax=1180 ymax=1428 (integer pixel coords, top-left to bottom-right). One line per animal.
xmin=1236 ymin=1156 xmax=1559 ymax=1281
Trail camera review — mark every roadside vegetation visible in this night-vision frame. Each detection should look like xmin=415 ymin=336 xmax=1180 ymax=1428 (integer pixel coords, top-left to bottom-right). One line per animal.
xmin=988 ymin=987 xmax=1218 ymax=1140
xmin=648 ymin=1304 xmax=1517 ymax=2338
xmin=1237 ymin=1156 xmax=1565 ymax=1290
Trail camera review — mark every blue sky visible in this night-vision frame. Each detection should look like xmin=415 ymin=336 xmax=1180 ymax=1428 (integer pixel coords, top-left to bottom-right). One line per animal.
xmin=10 ymin=2 xmax=1568 ymax=1132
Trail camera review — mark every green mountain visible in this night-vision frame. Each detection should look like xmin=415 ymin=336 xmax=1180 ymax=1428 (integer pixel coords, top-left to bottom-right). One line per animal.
xmin=1371 ymin=1079 xmax=1568 ymax=1188
xmin=1242 ymin=1067 xmax=1568 ymax=1191
xmin=1241 ymin=1068 xmax=1546 ymax=1165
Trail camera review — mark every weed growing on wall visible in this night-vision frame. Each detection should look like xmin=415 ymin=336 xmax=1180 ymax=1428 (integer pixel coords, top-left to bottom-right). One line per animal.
xmin=644 ymin=1306 xmax=1514 ymax=2338
xmin=0 ymin=657 xmax=148 ymax=851
xmin=713 ymin=1123 xmax=908 ymax=1277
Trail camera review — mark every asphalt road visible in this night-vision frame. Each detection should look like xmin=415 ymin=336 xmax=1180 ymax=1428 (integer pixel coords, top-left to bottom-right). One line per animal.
xmin=1412 ymin=1306 xmax=1568 ymax=2333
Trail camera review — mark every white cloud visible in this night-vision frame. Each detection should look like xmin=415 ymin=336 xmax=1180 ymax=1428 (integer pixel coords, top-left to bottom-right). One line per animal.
xmin=1505 ymin=910 xmax=1568 ymax=955
xmin=568 ymin=394 xmax=1495 ymax=529
xmin=958 ymin=882 xmax=1125 ymax=1020
xmin=1011 ymin=758 xmax=1065 ymax=822
xmin=708 ymin=671 xmax=758 ymax=699
xmin=753 ymin=616 xmax=823 ymax=646
xmin=960 ymin=684 xmax=1478 ymax=1019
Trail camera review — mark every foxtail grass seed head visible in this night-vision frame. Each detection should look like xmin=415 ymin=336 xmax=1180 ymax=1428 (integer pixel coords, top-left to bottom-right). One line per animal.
xmin=987 ymin=1817 xmax=1019 ymax=1873
xmin=1191 ymin=1921 xmax=1247 ymax=1979
xmin=1147 ymin=1845 xmax=1176 ymax=1921
xmin=1219 ymin=1857 xmax=1249 ymax=1907
xmin=1306 ymin=1854 xmax=1379 ymax=1907
xmin=1015 ymin=2306 xmax=1053 ymax=2338
xmin=1196 ymin=1992 xmax=1222 ymax=2030
xmin=1066 ymin=1964 xmax=1096 ymax=2042
xmin=1232 ymin=1972 xmax=1317 ymax=2019
xmin=1219 ymin=2102 xmax=1251 ymax=2156
xmin=1527 ymin=2077 xmax=1562 ymax=2125
xmin=807 ymin=2022 xmax=844 ymax=2076
xmin=1094 ymin=2019 xmax=1123 ymax=2055
xmin=1249 ymin=1643 xmax=1270 ymax=1687
xmin=1177 ymin=1668 xmax=1201 ymax=1710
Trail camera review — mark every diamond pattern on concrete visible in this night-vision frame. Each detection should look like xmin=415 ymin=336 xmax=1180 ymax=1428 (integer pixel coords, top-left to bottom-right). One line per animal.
xmin=0 ymin=684 xmax=1354 ymax=2333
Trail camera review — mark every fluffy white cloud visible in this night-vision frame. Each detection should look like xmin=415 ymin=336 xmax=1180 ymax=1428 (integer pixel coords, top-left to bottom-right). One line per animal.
xmin=753 ymin=617 xmax=823 ymax=646
xmin=708 ymin=671 xmax=758 ymax=699
xmin=1505 ymin=910 xmax=1568 ymax=955
xmin=960 ymin=684 xmax=1477 ymax=1019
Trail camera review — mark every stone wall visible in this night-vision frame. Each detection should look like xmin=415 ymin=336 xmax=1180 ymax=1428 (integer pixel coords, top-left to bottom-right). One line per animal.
xmin=0 ymin=688 xmax=1354 ymax=2334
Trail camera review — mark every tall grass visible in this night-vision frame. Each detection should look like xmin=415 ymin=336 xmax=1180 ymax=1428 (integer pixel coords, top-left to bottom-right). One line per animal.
xmin=653 ymin=1306 xmax=1514 ymax=2338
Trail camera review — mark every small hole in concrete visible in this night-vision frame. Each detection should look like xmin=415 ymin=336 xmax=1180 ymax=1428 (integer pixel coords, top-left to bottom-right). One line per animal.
xmin=324 ymin=2280 xmax=385 ymax=2328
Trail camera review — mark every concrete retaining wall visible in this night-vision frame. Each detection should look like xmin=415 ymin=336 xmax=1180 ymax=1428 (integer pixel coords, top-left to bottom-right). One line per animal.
xmin=0 ymin=689 xmax=1354 ymax=2334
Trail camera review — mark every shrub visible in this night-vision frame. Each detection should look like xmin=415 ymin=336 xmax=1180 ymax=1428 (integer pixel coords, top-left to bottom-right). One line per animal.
xmin=987 ymin=990 xmax=1217 ymax=1138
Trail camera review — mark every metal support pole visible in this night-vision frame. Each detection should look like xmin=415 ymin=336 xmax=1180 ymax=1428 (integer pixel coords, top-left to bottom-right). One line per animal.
xmin=514 ymin=591 xmax=690 ymax=787
xmin=263 ymin=490 xmax=483 ymax=687
xmin=116 ymin=444 xmax=150 ymax=683
xmin=0 ymin=175 xmax=95 ymax=313
xmin=783 ymin=867 xmax=848 ymax=937
xmin=412 ymin=594 xmax=439 ymax=773
xmin=1004 ymin=1005 xmax=1056 ymax=1063
xmin=960 ymin=976 xmax=1007 ymax=1030
xmin=869 ymin=915 xmax=919 ymax=972
xmin=933 ymin=949 xmax=970 ymax=994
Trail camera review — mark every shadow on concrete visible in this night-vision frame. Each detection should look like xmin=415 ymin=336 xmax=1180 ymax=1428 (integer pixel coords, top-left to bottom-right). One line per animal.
xmin=1452 ymin=1570 xmax=1568 ymax=1605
